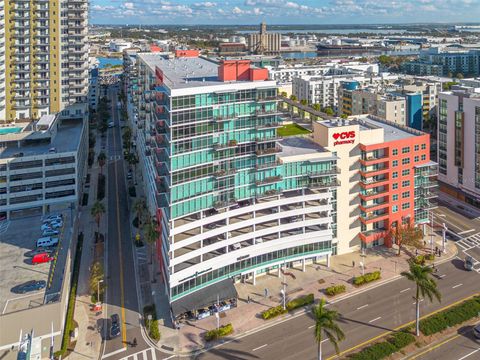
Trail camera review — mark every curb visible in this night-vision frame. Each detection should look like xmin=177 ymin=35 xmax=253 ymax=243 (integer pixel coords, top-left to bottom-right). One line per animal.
xmin=151 ymin=244 xmax=460 ymax=356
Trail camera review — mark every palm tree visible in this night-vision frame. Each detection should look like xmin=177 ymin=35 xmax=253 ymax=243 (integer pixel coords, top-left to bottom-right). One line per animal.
xmin=401 ymin=261 xmax=441 ymax=336
xmin=144 ymin=217 xmax=160 ymax=283
xmin=312 ymin=299 xmax=345 ymax=360
xmin=97 ymin=151 xmax=107 ymax=174
xmin=389 ymin=220 xmax=424 ymax=256
xmin=91 ymin=200 xmax=105 ymax=233
xmin=134 ymin=198 xmax=146 ymax=227
xmin=289 ymin=94 xmax=297 ymax=102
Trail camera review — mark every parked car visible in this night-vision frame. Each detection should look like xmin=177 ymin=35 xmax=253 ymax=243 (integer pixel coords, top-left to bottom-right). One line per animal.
xmin=25 ymin=248 xmax=54 ymax=257
xmin=473 ymin=323 xmax=480 ymax=339
xmin=41 ymin=220 xmax=63 ymax=231
xmin=108 ymin=122 xmax=115 ymax=128
xmin=42 ymin=229 xmax=59 ymax=237
xmin=110 ymin=314 xmax=121 ymax=338
xmin=36 ymin=236 xmax=59 ymax=248
xmin=32 ymin=253 xmax=54 ymax=265
xmin=43 ymin=214 xmax=63 ymax=222
xmin=464 ymin=255 xmax=474 ymax=271
xmin=11 ymin=280 xmax=46 ymax=294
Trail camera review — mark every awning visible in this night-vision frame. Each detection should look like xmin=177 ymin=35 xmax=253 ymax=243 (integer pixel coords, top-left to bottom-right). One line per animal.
xmin=171 ymin=279 xmax=238 ymax=317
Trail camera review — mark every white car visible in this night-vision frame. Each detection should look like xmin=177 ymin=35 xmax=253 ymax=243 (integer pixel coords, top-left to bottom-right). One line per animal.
xmin=108 ymin=122 xmax=115 ymax=128
xmin=42 ymin=229 xmax=59 ymax=237
xmin=43 ymin=214 xmax=62 ymax=223
xmin=41 ymin=221 xmax=63 ymax=231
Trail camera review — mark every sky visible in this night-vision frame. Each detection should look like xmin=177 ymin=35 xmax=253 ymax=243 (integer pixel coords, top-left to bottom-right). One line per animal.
xmin=90 ymin=0 xmax=480 ymax=25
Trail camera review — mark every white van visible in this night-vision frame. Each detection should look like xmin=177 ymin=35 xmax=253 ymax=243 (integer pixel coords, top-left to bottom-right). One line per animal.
xmin=36 ymin=237 xmax=59 ymax=248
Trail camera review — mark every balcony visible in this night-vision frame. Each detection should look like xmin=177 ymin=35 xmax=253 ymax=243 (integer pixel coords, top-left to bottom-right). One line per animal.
xmin=256 ymin=96 xmax=277 ymax=103
xmin=213 ymin=169 xmax=236 ymax=179
xmin=256 ymin=175 xmax=282 ymax=186
xmin=359 ymin=201 xmax=389 ymax=213
xmin=254 ymin=136 xmax=280 ymax=144
xmin=213 ymin=199 xmax=237 ymax=210
xmin=416 ymin=180 xmax=438 ymax=189
xmin=307 ymin=168 xmax=340 ymax=178
xmin=308 ymin=180 xmax=341 ymax=190
xmin=255 ymin=160 xmax=282 ymax=170
xmin=256 ymin=188 xmax=282 ymax=199
xmin=360 ymin=177 xmax=389 ymax=189
xmin=256 ymin=146 xmax=282 ymax=157
xmin=255 ymin=122 xmax=282 ymax=130
xmin=414 ymin=199 xmax=437 ymax=211
xmin=414 ymin=190 xmax=436 ymax=199
xmin=255 ymin=109 xmax=281 ymax=117
xmin=359 ymin=154 xmax=388 ymax=166
xmin=359 ymin=212 xmax=389 ymax=225
xmin=213 ymin=115 xmax=236 ymax=122
xmin=359 ymin=166 xmax=389 ymax=178
xmin=212 ymin=140 xmax=238 ymax=151
xmin=359 ymin=228 xmax=388 ymax=243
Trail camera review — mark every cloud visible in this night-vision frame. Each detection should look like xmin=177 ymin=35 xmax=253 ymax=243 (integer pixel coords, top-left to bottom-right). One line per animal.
xmin=123 ymin=2 xmax=134 ymax=10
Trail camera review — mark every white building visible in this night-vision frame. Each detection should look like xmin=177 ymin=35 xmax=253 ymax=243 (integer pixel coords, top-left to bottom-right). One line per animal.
xmin=109 ymin=40 xmax=133 ymax=52
xmin=437 ymin=86 xmax=480 ymax=207
xmin=0 ymin=115 xmax=88 ymax=219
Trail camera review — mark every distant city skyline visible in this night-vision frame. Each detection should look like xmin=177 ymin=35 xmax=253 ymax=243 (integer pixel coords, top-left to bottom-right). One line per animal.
xmin=90 ymin=0 xmax=480 ymax=25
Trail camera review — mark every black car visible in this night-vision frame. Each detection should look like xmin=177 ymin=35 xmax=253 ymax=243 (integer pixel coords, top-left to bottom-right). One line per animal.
xmin=11 ymin=280 xmax=46 ymax=294
xmin=110 ymin=314 xmax=120 ymax=338
xmin=25 ymin=248 xmax=54 ymax=258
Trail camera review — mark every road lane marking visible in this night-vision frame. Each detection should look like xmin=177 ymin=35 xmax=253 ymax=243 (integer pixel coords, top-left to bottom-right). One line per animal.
xmin=400 ymin=288 xmax=410 ymax=293
xmin=357 ymin=304 xmax=369 ymax=310
xmin=408 ymin=334 xmax=460 ymax=359
xmin=439 ymin=274 xmax=446 ymax=278
xmin=102 ymin=347 xmax=127 ymax=359
xmin=452 ymin=283 xmax=463 ymax=289
xmin=308 ymin=325 xmax=315 ymax=329
xmin=252 ymin=344 xmax=268 ymax=352
xmin=458 ymin=229 xmax=475 ymax=235
xmin=458 ymin=347 xmax=480 ymax=360
xmin=369 ymin=316 xmax=381 ymax=323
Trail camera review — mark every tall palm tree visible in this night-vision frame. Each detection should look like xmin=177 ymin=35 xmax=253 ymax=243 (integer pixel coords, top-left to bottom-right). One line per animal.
xmin=312 ymin=299 xmax=345 ymax=360
xmin=401 ymin=261 xmax=441 ymax=336
xmin=134 ymin=197 xmax=146 ymax=227
xmin=97 ymin=151 xmax=107 ymax=174
xmin=91 ymin=200 xmax=105 ymax=233
xmin=144 ymin=217 xmax=160 ymax=282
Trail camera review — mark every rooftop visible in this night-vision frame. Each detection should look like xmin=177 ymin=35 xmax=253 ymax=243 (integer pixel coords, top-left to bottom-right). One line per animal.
xmin=278 ymin=136 xmax=328 ymax=157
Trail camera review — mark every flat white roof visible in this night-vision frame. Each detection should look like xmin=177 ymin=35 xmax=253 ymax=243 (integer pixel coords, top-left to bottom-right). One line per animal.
xmin=36 ymin=114 xmax=57 ymax=128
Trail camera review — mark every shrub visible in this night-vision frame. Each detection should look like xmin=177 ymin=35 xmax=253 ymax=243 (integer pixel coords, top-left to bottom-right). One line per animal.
xmin=420 ymin=297 xmax=480 ymax=335
xmin=413 ymin=255 xmax=425 ymax=265
xmin=144 ymin=304 xmax=161 ymax=341
xmin=349 ymin=331 xmax=414 ymax=360
xmin=424 ymin=253 xmax=435 ymax=261
xmin=286 ymin=293 xmax=314 ymax=311
xmin=205 ymin=323 xmax=234 ymax=341
xmin=261 ymin=305 xmax=287 ymax=320
xmin=325 ymin=284 xmax=346 ymax=296
xmin=353 ymin=271 xmax=381 ymax=286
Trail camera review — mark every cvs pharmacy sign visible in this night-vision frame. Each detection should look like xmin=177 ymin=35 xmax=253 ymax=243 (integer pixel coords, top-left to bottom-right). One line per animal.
xmin=333 ymin=131 xmax=355 ymax=146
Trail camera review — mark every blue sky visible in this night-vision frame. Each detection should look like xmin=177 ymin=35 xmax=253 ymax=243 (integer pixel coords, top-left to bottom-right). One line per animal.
xmin=90 ymin=0 xmax=480 ymax=25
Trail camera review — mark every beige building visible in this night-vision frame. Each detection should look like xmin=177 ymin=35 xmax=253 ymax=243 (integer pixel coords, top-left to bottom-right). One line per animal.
xmin=247 ymin=22 xmax=281 ymax=55
xmin=1 ymin=0 xmax=89 ymax=123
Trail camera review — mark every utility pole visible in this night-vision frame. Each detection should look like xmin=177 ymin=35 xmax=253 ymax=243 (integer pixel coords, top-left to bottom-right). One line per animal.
xmin=442 ymin=223 xmax=447 ymax=253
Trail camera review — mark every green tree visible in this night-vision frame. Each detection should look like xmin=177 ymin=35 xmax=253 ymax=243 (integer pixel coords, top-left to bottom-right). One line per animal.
xmin=389 ymin=220 xmax=424 ymax=256
xmin=401 ymin=262 xmax=441 ymax=336
xmin=134 ymin=198 xmax=147 ymax=226
xmin=300 ymin=99 xmax=308 ymax=106
xmin=323 ymin=107 xmax=334 ymax=116
xmin=97 ymin=151 xmax=107 ymax=174
xmin=312 ymin=299 xmax=345 ymax=360
xmin=144 ymin=217 xmax=160 ymax=280
xmin=89 ymin=261 xmax=104 ymax=302
xmin=289 ymin=94 xmax=298 ymax=102
xmin=340 ymin=114 xmax=348 ymax=119
xmin=312 ymin=103 xmax=321 ymax=111
xmin=280 ymin=91 xmax=287 ymax=97
xmin=91 ymin=201 xmax=105 ymax=233
xmin=123 ymin=127 xmax=133 ymax=151
xmin=126 ymin=152 xmax=139 ymax=174
xmin=456 ymin=73 xmax=464 ymax=79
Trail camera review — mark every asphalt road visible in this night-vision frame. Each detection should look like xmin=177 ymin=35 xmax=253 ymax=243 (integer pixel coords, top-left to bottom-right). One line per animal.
xmin=102 ymin=86 xmax=151 ymax=358
xmin=192 ymin=259 xmax=479 ymax=360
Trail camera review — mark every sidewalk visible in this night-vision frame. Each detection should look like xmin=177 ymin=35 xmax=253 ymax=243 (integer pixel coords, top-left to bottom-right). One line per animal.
xmin=70 ymin=132 xmax=106 ymax=360
xmin=154 ymin=232 xmax=457 ymax=354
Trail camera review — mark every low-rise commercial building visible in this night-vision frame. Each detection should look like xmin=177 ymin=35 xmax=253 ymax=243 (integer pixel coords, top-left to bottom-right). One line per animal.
xmin=132 ymin=52 xmax=436 ymax=321
xmin=437 ymin=86 xmax=480 ymax=206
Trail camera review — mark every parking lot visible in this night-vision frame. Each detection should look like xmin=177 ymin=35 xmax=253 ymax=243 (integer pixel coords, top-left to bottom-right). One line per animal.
xmin=0 ymin=210 xmax=70 ymax=314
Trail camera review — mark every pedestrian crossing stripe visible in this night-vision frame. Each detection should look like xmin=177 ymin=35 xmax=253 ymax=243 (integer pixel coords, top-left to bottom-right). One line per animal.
xmin=119 ymin=348 xmax=156 ymax=360
xmin=456 ymin=232 xmax=480 ymax=273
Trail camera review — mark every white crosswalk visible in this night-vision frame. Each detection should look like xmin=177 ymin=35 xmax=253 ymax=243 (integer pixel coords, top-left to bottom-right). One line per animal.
xmin=456 ymin=232 xmax=480 ymax=273
xmin=136 ymin=246 xmax=147 ymax=264
xmin=119 ymin=348 xmax=157 ymax=360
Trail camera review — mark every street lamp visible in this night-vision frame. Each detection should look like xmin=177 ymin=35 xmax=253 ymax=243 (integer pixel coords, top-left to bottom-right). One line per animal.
xmin=442 ymin=223 xmax=447 ymax=254
xmin=360 ymin=247 xmax=366 ymax=276
xmin=281 ymin=261 xmax=287 ymax=311
xmin=97 ymin=279 xmax=104 ymax=304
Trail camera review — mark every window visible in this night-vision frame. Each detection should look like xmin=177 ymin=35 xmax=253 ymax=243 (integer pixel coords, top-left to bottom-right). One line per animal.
xmin=392 ymin=194 xmax=398 ymax=201
xmin=402 ymin=158 xmax=410 ymax=165
xmin=414 ymin=156 xmax=419 ymax=162
xmin=402 ymin=169 xmax=410 ymax=176
xmin=421 ymin=144 xmax=427 ymax=150
xmin=392 ymin=149 xmax=398 ymax=156
xmin=392 ymin=160 xmax=398 ymax=167
xmin=392 ymin=205 xmax=399 ymax=213
xmin=414 ymin=145 xmax=419 ymax=151
xmin=393 ymin=183 xmax=398 ymax=190
xmin=421 ymin=154 xmax=426 ymax=161
xmin=392 ymin=171 xmax=398 ymax=179
xmin=402 ymin=191 xmax=410 ymax=199
xmin=402 ymin=202 xmax=410 ymax=210
xmin=402 ymin=180 xmax=410 ymax=187
xmin=402 ymin=147 xmax=410 ymax=154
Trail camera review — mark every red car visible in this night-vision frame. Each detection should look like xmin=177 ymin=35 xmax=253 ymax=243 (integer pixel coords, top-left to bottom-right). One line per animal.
xmin=32 ymin=253 xmax=54 ymax=265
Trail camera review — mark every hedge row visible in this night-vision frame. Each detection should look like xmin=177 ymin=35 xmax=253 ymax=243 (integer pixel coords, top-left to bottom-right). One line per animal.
xmin=55 ymin=233 xmax=84 ymax=357
xmin=205 ymin=323 xmax=234 ymax=341
xmin=353 ymin=271 xmax=381 ymax=286
xmin=325 ymin=284 xmax=346 ymax=297
xmin=413 ymin=254 xmax=435 ymax=265
xmin=420 ymin=296 xmax=480 ymax=336
xmin=262 ymin=294 xmax=314 ymax=320
xmin=349 ymin=331 xmax=415 ymax=360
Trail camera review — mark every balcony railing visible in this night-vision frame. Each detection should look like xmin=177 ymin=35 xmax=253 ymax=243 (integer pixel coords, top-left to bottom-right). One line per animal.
xmin=256 ymin=175 xmax=283 ymax=186
xmin=213 ymin=169 xmax=237 ymax=179
xmin=255 ymin=110 xmax=281 ymax=117
xmin=213 ymin=199 xmax=237 ymax=210
xmin=256 ymin=189 xmax=282 ymax=199
xmin=256 ymin=96 xmax=278 ymax=103
xmin=308 ymin=180 xmax=341 ymax=189
xmin=212 ymin=140 xmax=238 ymax=151
xmin=255 ymin=122 xmax=282 ymax=130
xmin=360 ymin=212 xmax=389 ymax=223
xmin=416 ymin=180 xmax=438 ymax=189
xmin=254 ymin=136 xmax=280 ymax=144
xmin=255 ymin=160 xmax=282 ymax=170
xmin=256 ymin=146 xmax=282 ymax=157
xmin=307 ymin=168 xmax=340 ymax=178
xmin=213 ymin=114 xmax=236 ymax=122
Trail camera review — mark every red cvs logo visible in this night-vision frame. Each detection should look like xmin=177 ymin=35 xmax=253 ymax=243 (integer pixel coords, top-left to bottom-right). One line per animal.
xmin=333 ymin=131 xmax=355 ymax=146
